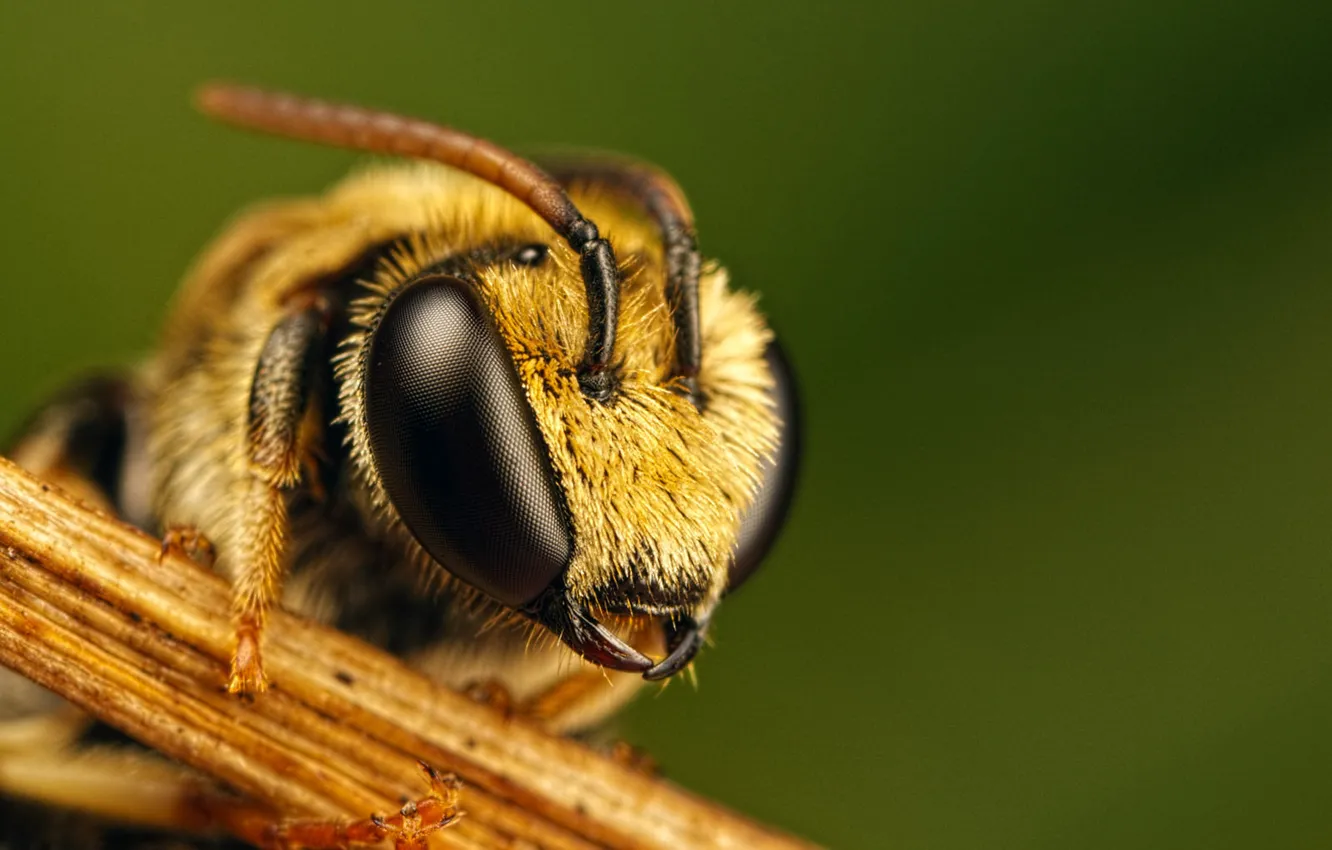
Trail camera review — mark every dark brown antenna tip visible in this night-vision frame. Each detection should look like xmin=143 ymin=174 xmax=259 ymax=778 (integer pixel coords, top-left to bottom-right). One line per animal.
xmin=195 ymin=83 xmax=620 ymax=393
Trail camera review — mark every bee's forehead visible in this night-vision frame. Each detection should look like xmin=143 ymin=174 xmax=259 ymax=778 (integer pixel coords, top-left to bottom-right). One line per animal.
xmin=475 ymin=257 xmax=667 ymax=378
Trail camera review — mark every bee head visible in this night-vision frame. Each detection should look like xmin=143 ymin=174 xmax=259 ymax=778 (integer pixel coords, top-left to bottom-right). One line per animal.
xmin=346 ymin=207 xmax=798 ymax=681
xmin=197 ymin=85 xmax=800 ymax=679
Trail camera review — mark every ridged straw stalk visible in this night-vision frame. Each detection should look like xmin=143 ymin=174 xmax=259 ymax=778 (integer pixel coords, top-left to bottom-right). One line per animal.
xmin=0 ymin=457 xmax=817 ymax=850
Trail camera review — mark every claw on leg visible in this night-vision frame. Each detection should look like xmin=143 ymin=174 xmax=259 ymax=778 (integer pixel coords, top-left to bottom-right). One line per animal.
xmin=609 ymin=740 xmax=660 ymax=776
xmin=158 ymin=525 xmax=270 ymax=697
xmin=227 ymin=615 xmax=269 ymax=696
xmin=219 ymin=762 xmax=462 ymax=849
xmin=462 ymin=679 xmax=514 ymax=717
xmin=159 ymin=526 xmax=217 ymax=569
xmin=363 ymin=762 xmax=463 ymax=850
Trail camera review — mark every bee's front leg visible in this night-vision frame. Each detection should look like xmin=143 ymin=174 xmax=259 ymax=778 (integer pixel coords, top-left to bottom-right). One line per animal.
xmin=228 ymin=302 xmax=328 ymax=696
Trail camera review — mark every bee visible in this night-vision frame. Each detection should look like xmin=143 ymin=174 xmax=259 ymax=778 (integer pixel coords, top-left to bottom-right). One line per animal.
xmin=0 ymin=86 xmax=800 ymax=844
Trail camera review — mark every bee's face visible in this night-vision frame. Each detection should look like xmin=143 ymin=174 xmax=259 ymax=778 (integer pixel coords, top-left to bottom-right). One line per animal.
xmin=336 ymin=174 xmax=800 ymax=679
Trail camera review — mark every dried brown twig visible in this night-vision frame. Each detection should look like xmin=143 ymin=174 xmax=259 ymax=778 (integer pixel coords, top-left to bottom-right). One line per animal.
xmin=0 ymin=457 xmax=816 ymax=849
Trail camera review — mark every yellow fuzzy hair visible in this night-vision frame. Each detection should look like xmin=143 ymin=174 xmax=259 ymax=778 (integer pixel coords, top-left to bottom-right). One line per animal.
xmin=331 ymin=163 xmax=780 ymax=620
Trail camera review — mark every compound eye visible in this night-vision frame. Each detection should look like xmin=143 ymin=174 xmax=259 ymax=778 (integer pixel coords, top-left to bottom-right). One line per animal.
xmin=728 ymin=338 xmax=802 ymax=592
xmin=363 ymin=275 xmax=573 ymax=608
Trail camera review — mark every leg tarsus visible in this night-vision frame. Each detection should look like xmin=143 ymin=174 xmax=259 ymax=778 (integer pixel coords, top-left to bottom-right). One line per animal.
xmin=160 ymin=525 xmax=217 ymax=569
xmin=609 ymin=740 xmax=660 ymax=776
xmin=227 ymin=614 xmax=269 ymax=696
xmin=214 ymin=762 xmax=462 ymax=849
xmin=361 ymin=763 xmax=461 ymax=850
xmin=462 ymin=678 xmax=515 ymax=717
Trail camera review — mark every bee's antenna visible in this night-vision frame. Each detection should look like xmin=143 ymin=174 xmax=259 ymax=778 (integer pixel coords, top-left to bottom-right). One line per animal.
xmin=539 ymin=156 xmax=702 ymax=405
xmin=195 ymin=83 xmax=619 ymax=400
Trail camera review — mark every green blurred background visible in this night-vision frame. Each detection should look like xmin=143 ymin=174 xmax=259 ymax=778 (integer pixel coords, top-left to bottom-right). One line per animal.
xmin=5 ymin=2 xmax=1332 ymax=847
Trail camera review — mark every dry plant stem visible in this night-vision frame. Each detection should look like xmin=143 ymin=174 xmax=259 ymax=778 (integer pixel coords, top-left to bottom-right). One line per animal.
xmin=0 ymin=457 xmax=817 ymax=850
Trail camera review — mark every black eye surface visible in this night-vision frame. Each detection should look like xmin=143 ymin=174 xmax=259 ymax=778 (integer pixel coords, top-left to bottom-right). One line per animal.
xmin=512 ymin=243 xmax=548 ymax=267
xmin=364 ymin=275 xmax=573 ymax=608
xmin=729 ymin=338 xmax=802 ymax=592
